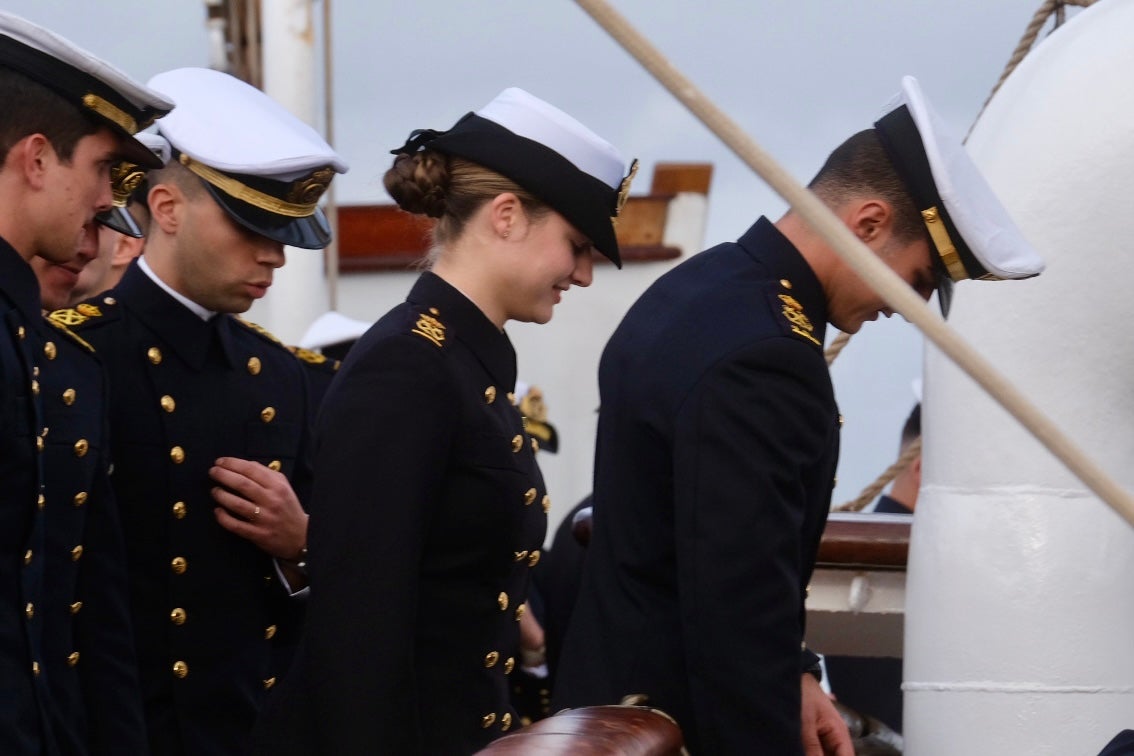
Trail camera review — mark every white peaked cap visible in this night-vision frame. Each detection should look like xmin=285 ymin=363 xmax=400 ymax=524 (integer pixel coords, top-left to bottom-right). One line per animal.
xmin=477 ymin=87 xmax=626 ymax=190
xmin=876 ymin=76 xmax=1045 ymax=282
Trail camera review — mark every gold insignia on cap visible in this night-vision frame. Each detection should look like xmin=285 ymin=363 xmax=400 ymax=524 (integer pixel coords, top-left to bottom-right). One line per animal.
xmin=411 ymin=311 xmax=446 ymax=347
xmin=110 ymin=161 xmax=145 ymax=206
xmin=82 ymin=93 xmax=138 ymax=134
xmin=922 ymin=206 xmax=969 ymax=282
xmin=613 ymin=159 xmax=640 ymax=220
xmin=286 ymin=167 xmax=336 ymax=206
xmin=180 ymin=154 xmax=333 ymax=218
xmin=778 ymin=294 xmax=820 ymax=347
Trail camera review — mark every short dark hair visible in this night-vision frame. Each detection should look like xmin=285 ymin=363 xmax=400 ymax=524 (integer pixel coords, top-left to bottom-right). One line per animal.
xmin=899 ymin=403 xmax=922 ymax=450
xmin=0 ymin=67 xmax=101 ymax=165
xmin=808 ymin=129 xmax=927 ymax=244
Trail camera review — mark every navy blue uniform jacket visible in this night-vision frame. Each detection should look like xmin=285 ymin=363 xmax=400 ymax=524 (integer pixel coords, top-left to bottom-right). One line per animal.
xmin=0 ymin=238 xmax=54 ymax=755
xmin=57 ymin=262 xmax=315 ymax=756
xmin=39 ymin=316 xmax=147 ymax=755
xmin=554 ymin=218 xmax=840 ymax=755
xmin=252 ymin=272 xmax=549 ymax=755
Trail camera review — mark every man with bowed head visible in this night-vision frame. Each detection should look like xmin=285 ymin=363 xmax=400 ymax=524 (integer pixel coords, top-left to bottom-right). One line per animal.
xmin=0 ymin=11 xmax=171 ymax=754
xmin=51 ymin=67 xmax=347 ymax=755
xmin=553 ymin=76 xmax=1045 ymax=755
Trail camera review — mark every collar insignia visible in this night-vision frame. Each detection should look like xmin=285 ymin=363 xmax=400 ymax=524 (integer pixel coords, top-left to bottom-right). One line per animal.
xmin=411 ymin=307 xmax=446 ymax=348
xmin=778 ymin=293 xmax=820 ymax=347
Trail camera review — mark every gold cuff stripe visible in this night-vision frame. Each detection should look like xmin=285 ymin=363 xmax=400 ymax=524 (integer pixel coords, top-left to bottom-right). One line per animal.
xmin=179 ymin=154 xmax=318 ymax=218
xmin=82 ymin=94 xmax=137 ymax=134
xmin=922 ymin=207 xmax=968 ymax=282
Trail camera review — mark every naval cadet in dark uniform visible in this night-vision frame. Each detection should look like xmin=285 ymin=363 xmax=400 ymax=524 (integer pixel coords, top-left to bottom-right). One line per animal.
xmin=0 ymin=12 xmax=170 ymax=755
xmin=252 ymin=87 xmax=635 ymax=755
xmin=50 ymin=67 xmax=347 ymax=756
xmin=553 ymin=76 xmax=1047 ymax=755
xmin=32 ymin=221 xmax=147 ymax=754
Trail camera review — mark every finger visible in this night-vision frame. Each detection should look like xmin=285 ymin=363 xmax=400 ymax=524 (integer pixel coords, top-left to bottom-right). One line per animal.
xmin=211 ymin=486 xmax=263 ymax=521
xmin=214 ymin=506 xmax=259 ymax=538
xmin=214 ymin=456 xmax=281 ymax=486
xmin=208 ymin=465 xmax=265 ymax=501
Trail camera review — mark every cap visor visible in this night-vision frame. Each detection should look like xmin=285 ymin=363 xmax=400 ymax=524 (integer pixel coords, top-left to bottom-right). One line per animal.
xmin=118 ymin=133 xmax=165 ymax=169
xmin=935 ymin=272 xmax=954 ymax=317
xmin=202 ymin=182 xmax=332 ymax=250
xmin=95 ymin=206 xmax=143 ymax=238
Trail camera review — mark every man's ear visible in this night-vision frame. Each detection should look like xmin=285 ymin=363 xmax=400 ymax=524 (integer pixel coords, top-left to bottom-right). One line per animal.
xmin=848 ymin=198 xmax=893 ymax=245
xmin=12 ymin=134 xmax=54 ymax=190
xmin=112 ymin=232 xmax=145 ymax=267
xmin=147 ymin=183 xmax=182 ymax=234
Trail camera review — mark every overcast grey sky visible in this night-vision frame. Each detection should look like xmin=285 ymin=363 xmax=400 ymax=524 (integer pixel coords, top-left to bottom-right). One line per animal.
xmin=5 ymin=0 xmax=1075 ymax=506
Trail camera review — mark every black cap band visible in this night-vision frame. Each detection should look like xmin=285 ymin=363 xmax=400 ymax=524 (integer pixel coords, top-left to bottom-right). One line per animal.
xmin=396 ymin=113 xmax=623 ymax=267
xmin=0 ymin=35 xmax=168 ymax=168
xmin=875 ymin=105 xmax=987 ymax=283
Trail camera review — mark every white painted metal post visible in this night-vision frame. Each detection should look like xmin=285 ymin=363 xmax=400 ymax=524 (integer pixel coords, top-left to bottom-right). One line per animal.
xmin=907 ymin=2 xmax=1134 ymax=752
xmin=247 ymin=0 xmax=329 ymax=343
